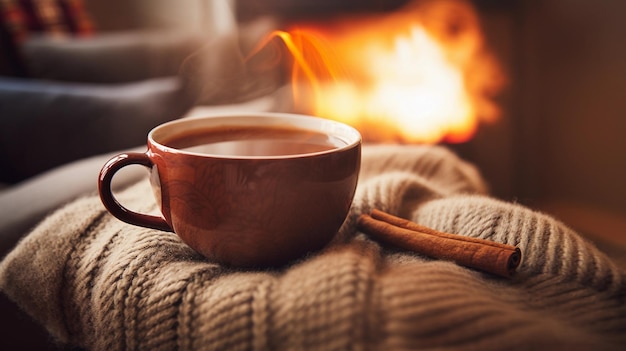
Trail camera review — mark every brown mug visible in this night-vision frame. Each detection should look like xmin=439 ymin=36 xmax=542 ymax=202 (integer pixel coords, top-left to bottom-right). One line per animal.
xmin=98 ymin=112 xmax=361 ymax=267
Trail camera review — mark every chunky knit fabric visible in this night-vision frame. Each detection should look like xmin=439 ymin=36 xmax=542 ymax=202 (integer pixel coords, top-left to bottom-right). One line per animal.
xmin=1 ymin=145 xmax=625 ymax=350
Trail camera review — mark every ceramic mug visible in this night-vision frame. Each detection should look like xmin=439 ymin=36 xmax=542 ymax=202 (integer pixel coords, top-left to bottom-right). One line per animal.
xmin=98 ymin=112 xmax=361 ymax=267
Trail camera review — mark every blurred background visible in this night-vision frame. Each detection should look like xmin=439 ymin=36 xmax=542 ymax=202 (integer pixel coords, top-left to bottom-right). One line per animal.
xmin=1 ymin=1 xmax=625 ymax=349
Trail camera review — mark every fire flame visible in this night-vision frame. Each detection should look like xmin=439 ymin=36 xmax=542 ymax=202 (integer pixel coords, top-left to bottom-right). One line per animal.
xmin=250 ymin=0 xmax=505 ymax=143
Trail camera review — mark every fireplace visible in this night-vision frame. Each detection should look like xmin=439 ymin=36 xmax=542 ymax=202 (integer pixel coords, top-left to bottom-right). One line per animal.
xmin=222 ymin=0 xmax=626 ymax=248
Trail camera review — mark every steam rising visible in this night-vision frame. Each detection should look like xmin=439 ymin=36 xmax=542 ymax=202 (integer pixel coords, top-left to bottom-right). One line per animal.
xmin=179 ymin=5 xmax=285 ymax=105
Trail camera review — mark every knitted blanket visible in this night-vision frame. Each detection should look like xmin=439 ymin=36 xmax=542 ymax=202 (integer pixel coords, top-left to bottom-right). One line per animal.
xmin=1 ymin=145 xmax=625 ymax=350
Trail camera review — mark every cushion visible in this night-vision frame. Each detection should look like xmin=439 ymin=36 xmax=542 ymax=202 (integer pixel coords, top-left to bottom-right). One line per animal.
xmin=1 ymin=145 xmax=625 ymax=350
xmin=0 ymin=0 xmax=94 ymax=43
xmin=0 ymin=0 xmax=94 ymax=75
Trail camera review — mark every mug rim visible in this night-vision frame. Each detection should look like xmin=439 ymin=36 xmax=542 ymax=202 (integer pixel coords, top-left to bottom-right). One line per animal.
xmin=148 ymin=112 xmax=362 ymax=160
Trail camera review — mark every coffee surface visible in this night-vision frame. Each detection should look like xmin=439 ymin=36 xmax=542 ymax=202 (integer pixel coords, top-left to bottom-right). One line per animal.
xmin=162 ymin=125 xmax=345 ymax=156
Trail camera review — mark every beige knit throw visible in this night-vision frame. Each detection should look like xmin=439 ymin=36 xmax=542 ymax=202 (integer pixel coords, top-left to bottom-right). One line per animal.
xmin=1 ymin=145 xmax=625 ymax=350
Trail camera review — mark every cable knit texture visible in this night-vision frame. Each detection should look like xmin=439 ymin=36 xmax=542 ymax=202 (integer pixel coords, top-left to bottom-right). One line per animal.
xmin=1 ymin=145 xmax=625 ymax=350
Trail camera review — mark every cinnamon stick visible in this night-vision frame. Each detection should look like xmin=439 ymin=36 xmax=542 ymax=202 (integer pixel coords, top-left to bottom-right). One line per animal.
xmin=357 ymin=209 xmax=521 ymax=278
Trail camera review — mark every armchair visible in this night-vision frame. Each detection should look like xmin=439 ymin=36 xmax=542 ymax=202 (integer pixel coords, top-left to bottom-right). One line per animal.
xmin=0 ymin=0 xmax=233 ymax=184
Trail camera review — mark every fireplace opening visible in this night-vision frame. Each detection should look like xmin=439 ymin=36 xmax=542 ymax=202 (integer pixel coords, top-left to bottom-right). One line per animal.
xmin=231 ymin=0 xmax=513 ymax=198
xmin=246 ymin=0 xmax=506 ymax=145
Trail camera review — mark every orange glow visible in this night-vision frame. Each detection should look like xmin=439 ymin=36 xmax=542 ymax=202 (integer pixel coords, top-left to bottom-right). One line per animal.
xmin=250 ymin=0 xmax=505 ymax=143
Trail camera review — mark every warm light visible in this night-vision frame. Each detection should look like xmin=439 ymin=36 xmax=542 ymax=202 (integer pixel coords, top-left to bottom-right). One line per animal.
xmin=249 ymin=0 xmax=505 ymax=143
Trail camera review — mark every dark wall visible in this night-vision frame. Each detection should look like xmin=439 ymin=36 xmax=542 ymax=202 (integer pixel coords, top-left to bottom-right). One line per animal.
xmin=514 ymin=0 xmax=626 ymax=238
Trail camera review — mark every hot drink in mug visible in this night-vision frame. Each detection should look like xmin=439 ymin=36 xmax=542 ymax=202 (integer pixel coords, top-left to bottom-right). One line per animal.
xmin=98 ymin=113 xmax=361 ymax=267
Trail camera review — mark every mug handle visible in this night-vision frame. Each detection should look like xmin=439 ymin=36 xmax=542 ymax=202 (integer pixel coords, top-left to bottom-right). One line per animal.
xmin=98 ymin=153 xmax=173 ymax=232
